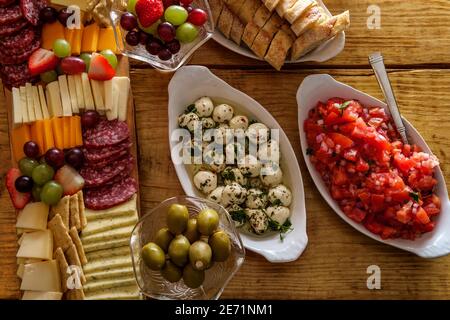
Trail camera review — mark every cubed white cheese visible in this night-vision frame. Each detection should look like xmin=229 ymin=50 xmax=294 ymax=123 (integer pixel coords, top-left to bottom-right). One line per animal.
xmin=45 ymin=81 xmax=63 ymax=117
xmin=58 ymin=75 xmax=72 ymax=116
xmin=67 ymin=75 xmax=79 ymax=114
xmin=81 ymin=73 xmax=95 ymax=110
xmin=32 ymin=86 xmax=43 ymax=121
xmin=19 ymin=86 xmax=29 ymax=123
xmin=90 ymin=79 xmax=105 ymax=113
xmin=116 ymin=77 xmax=130 ymax=121
xmin=74 ymin=74 xmax=85 ymax=110
xmin=38 ymin=85 xmax=50 ymax=119
xmin=11 ymin=87 xmax=22 ymax=127
xmin=25 ymin=83 xmax=36 ymax=122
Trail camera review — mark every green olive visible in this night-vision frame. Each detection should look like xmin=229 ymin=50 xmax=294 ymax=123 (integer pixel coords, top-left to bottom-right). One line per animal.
xmin=197 ymin=208 xmax=219 ymax=236
xmin=167 ymin=204 xmax=189 ymax=234
xmin=141 ymin=242 xmax=166 ymax=270
xmin=184 ymin=218 xmax=200 ymax=243
xmin=161 ymin=260 xmax=183 ymax=283
xmin=189 ymin=241 xmax=212 ymax=271
xmin=209 ymin=230 xmax=231 ymax=262
xmin=168 ymin=234 xmax=191 ymax=267
xmin=183 ymin=264 xmax=205 ymax=289
xmin=154 ymin=227 xmax=174 ymax=252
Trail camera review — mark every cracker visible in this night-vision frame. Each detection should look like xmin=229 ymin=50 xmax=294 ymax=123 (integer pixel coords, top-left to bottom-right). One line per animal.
xmin=66 ymin=244 xmax=86 ymax=284
xmin=69 ymin=226 xmax=88 ymax=265
xmin=54 ymin=247 xmax=69 ymax=292
xmin=48 ymin=214 xmax=73 ymax=251
xmin=77 ymin=191 xmax=87 ymax=230
xmin=70 ymin=193 xmax=81 ymax=231
xmin=50 ymin=196 xmax=70 ymax=230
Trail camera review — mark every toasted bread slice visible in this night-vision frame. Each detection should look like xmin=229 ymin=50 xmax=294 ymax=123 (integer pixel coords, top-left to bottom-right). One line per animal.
xmin=291 ymin=5 xmax=322 ymax=36
xmin=291 ymin=10 xmax=350 ymax=60
xmin=254 ymin=4 xmax=272 ymax=27
xmin=239 ymin=0 xmax=262 ymax=25
xmin=230 ymin=16 xmax=246 ymax=45
xmin=210 ymin=0 xmax=225 ymax=26
xmin=263 ymin=0 xmax=280 ymax=12
xmin=264 ymin=30 xmax=293 ymax=70
xmin=224 ymin=0 xmax=246 ymax=13
xmin=251 ymin=13 xmax=283 ymax=58
xmin=275 ymin=0 xmax=296 ymax=18
xmin=281 ymin=23 xmax=296 ymax=40
xmin=242 ymin=4 xmax=272 ymax=47
xmin=285 ymin=0 xmax=316 ymax=24
xmin=217 ymin=5 xmax=234 ymax=38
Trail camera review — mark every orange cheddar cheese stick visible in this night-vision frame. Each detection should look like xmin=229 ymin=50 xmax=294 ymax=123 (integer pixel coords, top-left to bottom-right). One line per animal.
xmin=64 ymin=28 xmax=75 ymax=50
xmin=63 ymin=117 xmax=71 ymax=149
xmin=42 ymin=21 xmax=65 ymax=50
xmin=72 ymin=25 xmax=84 ymax=55
xmin=51 ymin=117 xmax=64 ymax=150
xmin=11 ymin=124 xmax=30 ymax=161
xmin=81 ymin=23 xmax=99 ymax=53
xmin=69 ymin=116 xmax=77 ymax=148
xmin=74 ymin=115 xmax=82 ymax=147
xmin=30 ymin=121 xmax=45 ymax=156
xmin=43 ymin=119 xmax=55 ymax=152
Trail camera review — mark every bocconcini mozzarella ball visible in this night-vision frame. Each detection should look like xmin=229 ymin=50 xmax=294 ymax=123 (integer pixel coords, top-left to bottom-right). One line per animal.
xmin=266 ymin=206 xmax=290 ymax=226
xmin=213 ymin=123 xmax=231 ymax=145
xmin=212 ymin=104 xmax=234 ymax=123
xmin=246 ymin=122 xmax=269 ymax=145
xmin=193 ymin=170 xmax=217 ymax=194
xmin=179 ymin=112 xmax=200 ymax=132
xmin=225 ymin=142 xmax=245 ymax=164
xmin=207 ymin=186 xmax=224 ymax=204
xmin=203 ymin=150 xmax=226 ymax=173
xmin=221 ymin=167 xmax=247 ymax=186
xmin=245 ymin=188 xmax=268 ymax=209
xmin=260 ymin=162 xmax=283 ymax=187
xmin=258 ymin=139 xmax=280 ymax=162
xmin=229 ymin=115 xmax=249 ymax=130
xmin=201 ymin=117 xmax=216 ymax=129
xmin=226 ymin=203 xmax=245 ymax=228
xmin=194 ymin=96 xmax=214 ymax=117
xmin=248 ymin=177 xmax=264 ymax=190
xmin=238 ymin=154 xmax=261 ymax=178
xmin=221 ymin=182 xmax=247 ymax=206
xmin=245 ymin=208 xmax=268 ymax=235
xmin=268 ymin=184 xmax=292 ymax=207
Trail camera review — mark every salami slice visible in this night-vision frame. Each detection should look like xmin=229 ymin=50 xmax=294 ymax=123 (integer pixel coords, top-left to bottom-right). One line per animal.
xmin=35 ymin=0 xmax=47 ymax=10
xmin=0 ymin=0 xmax=16 ymax=8
xmin=83 ymin=120 xmax=130 ymax=148
xmin=0 ymin=18 xmax=28 ymax=37
xmin=0 ymin=4 xmax=23 ymax=24
xmin=0 ymin=25 xmax=36 ymax=50
xmin=20 ymin=0 xmax=39 ymax=26
xmin=80 ymin=154 xmax=134 ymax=188
xmin=83 ymin=139 xmax=132 ymax=162
xmin=0 ymin=33 xmax=40 ymax=65
xmin=0 ymin=61 xmax=36 ymax=88
xmin=84 ymin=177 xmax=137 ymax=210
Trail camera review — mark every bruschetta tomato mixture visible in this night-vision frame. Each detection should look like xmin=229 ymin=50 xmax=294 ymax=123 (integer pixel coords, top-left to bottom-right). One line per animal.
xmin=304 ymin=98 xmax=441 ymax=240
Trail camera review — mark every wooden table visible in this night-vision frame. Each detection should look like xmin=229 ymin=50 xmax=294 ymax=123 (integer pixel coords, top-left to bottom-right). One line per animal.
xmin=1 ymin=0 xmax=450 ymax=299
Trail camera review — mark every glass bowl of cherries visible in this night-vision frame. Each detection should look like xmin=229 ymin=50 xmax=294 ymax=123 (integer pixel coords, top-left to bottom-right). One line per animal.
xmin=110 ymin=0 xmax=214 ymax=72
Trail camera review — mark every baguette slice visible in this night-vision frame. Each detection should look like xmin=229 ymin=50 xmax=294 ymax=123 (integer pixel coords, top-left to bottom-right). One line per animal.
xmin=224 ymin=0 xmax=246 ymax=13
xmin=242 ymin=5 xmax=272 ymax=48
xmin=230 ymin=16 xmax=245 ymax=45
xmin=284 ymin=0 xmax=315 ymax=24
xmin=217 ymin=5 xmax=234 ymax=38
xmin=275 ymin=0 xmax=296 ymax=18
xmin=291 ymin=10 xmax=350 ymax=60
xmin=263 ymin=0 xmax=280 ymax=12
xmin=238 ymin=0 xmax=262 ymax=25
xmin=264 ymin=30 xmax=293 ymax=70
xmin=291 ymin=5 xmax=322 ymax=36
xmin=281 ymin=23 xmax=296 ymax=40
xmin=251 ymin=13 xmax=283 ymax=58
xmin=210 ymin=0 xmax=225 ymax=26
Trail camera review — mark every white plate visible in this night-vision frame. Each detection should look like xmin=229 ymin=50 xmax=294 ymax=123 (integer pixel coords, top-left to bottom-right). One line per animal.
xmin=212 ymin=0 xmax=346 ymax=63
xmin=297 ymin=74 xmax=450 ymax=258
xmin=168 ymin=65 xmax=308 ymax=263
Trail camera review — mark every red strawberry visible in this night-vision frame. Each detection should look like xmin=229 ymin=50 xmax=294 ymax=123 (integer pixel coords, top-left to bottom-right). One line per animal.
xmin=5 ymin=168 xmax=31 ymax=210
xmin=54 ymin=165 xmax=85 ymax=196
xmin=88 ymin=53 xmax=116 ymax=81
xmin=135 ymin=0 xmax=164 ymax=27
xmin=28 ymin=48 xmax=59 ymax=76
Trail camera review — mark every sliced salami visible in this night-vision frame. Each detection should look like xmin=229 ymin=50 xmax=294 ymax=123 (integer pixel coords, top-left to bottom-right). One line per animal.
xmin=20 ymin=0 xmax=39 ymax=26
xmin=0 ymin=61 xmax=35 ymax=88
xmin=35 ymin=0 xmax=47 ymax=10
xmin=83 ymin=120 xmax=130 ymax=148
xmin=83 ymin=118 xmax=119 ymax=139
xmin=84 ymin=177 xmax=137 ymax=210
xmin=83 ymin=148 xmax=131 ymax=169
xmin=0 ymin=0 xmax=16 ymax=8
xmin=0 ymin=33 xmax=40 ymax=65
xmin=83 ymin=138 xmax=132 ymax=162
xmin=80 ymin=154 xmax=134 ymax=188
xmin=0 ymin=4 xmax=23 ymax=24
xmin=0 ymin=18 xmax=28 ymax=37
xmin=0 ymin=25 xmax=36 ymax=50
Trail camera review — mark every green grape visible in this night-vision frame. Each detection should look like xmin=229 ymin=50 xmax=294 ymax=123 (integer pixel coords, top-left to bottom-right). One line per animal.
xmin=53 ymin=39 xmax=71 ymax=58
xmin=79 ymin=53 xmax=92 ymax=71
xmin=40 ymin=70 xmax=58 ymax=83
xmin=40 ymin=181 xmax=63 ymax=206
xmin=31 ymin=164 xmax=55 ymax=186
xmin=164 ymin=5 xmax=188 ymax=26
xmin=100 ymin=49 xmax=118 ymax=69
xmin=32 ymin=185 xmax=42 ymax=201
xmin=127 ymin=0 xmax=137 ymax=14
xmin=139 ymin=19 xmax=160 ymax=35
xmin=19 ymin=157 xmax=39 ymax=177
xmin=176 ymin=22 xmax=198 ymax=43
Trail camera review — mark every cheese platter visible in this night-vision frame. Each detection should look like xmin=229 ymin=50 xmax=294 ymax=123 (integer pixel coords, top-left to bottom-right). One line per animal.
xmin=1 ymin=0 xmax=142 ymax=300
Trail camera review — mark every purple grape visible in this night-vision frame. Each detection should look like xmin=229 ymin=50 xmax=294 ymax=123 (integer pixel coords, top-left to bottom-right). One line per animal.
xmin=146 ymin=39 xmax=163 ymax=55
xmin=39 ymin=7 xmax=58 ymax=24
xmin=166 ymin=39 xmax=181 ymax=54
xmin=45 ymin=148 xmax=65 ymax=168
xmin=81 ymin=110 xmax=100 ymax=128
xmin=157 ymin=22 xmax=176 ymax=42
xmin=126 ymin=31 xmax=140 ymax=46
xmin=138 ymin=30 xmax=152 ymax=45
xmin=65 ymin=148 xmax=84 ymax=169
xmin=158 ymin=48 xmax=172 ymax=61
xmin=58 ymin=8 xmax=72 ymax=27
xmin=120 ymin=12 xmax=138 ymax=31
xmin=23 ymin=141 xmax=40 ymax=159
xmin=15 ymin=176 xmax=33 ymax=193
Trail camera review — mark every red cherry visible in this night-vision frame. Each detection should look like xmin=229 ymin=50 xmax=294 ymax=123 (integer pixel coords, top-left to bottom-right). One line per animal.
xmin=187 ymin=8 xmax=207 ymax=26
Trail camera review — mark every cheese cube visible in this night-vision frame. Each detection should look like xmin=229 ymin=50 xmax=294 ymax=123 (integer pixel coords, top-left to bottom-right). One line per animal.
xmin=25 ymin=83 xmax=36 ymax=122
xmin=16 ymin=202 xmax=49 ymax=231
xmin=67 ymin=75 xmax=79 ymax=114
xmin=90 ymin=79 xmax=105 ymax=113
xmin=74 ymin=74 xmax=85 ymax=109
xmin=81 ymin=73 xmax=95 ymax=109
xmin=12 ymin=87 xmax=23 ymax=127
xmin=32 ymin=86 xmax=43 ymax=120
xmin=81 ymin=23 xmax=99 ymax=53
xmin=19 ymin=86 xmax=29 ymax=123
xmin=17 ymin=230 xmax=53 ymax=261
xmin=58 ymin=75 xmax=73 ymax=117
xmin=20 ymin=260 xmax=61 ymax=292
xmin=22 ymin=291 xmax=63 ymax=300
xmin=38 ymin=85 xmax=50 ymax=119
xmin=46 ymin=81 xmax=63 ymax=117
xmin=116 ymin=77 xmax=130 ymax=121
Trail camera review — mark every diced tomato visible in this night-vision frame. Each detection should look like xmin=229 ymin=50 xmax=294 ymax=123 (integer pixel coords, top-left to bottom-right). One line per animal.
xmin=371 ymin=194 xmax=385 ymax=212
xmin=324 ymin=112 xmax=340 ymax=125
xmin=348 ymin=207 xmax=367 ymax=223
xmin=343 ymin=149 xmax=358 ymax=162
xmin=368 ymin=117 xmax=384 ymax=128
xmin=356 ymin=158 xmax=369 ymax=172
xmin=331 ymin=167 xmax=348 ymax=186
xmin=396 ymin=207 xmax=411 ymax=224
xmin=415 ymin=207 xmax=430 ymax=224
xmin=341 ymin=107 xmax=359 ymax=123
xmin=328 ymin=133 xmax=354 ymax=149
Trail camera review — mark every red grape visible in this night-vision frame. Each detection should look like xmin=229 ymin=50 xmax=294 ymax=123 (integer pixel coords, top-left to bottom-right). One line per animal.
xmin=146 ymin=39 xmax=163 ymax=55
xmin=157 ymin=22 xmax=176 ymax=42
xmin=58 ymin=8 xmax=72 ymax=27
xmin=45 ymin=148 xmax=65 ymax=168
xmin=188 ymin=8 xmax=207 ymax=26
xmin=126 ymin=30 xmax=140 ymax=46
xmin=166 ymin=39 xmax=181 ymax=54
xmin=23 ymin=141 xmax=40 ymax=159
xmin=138 ymin=30 xmax=152 ymax=45
xmin=81 ymin=110 xmax=100 ymax=128
xmin=179 ymin=0 xmax=193 ymax=5
xmin=39 ymin=7 xmax=58 ymax=24
xmin=120 ymin=12 xmax=138 ymax=31
xmin=65 ymin=148 xmax=84 ymax=169
xmin=60 ymin=57 xmax=86 ymax=75
xmin=15 ymin=176 xmax=33 ymax=193
xmin=158 ymin=48 xmax=172 ymax=60
xmin=163 ymin=0 xmax=177 ymax=8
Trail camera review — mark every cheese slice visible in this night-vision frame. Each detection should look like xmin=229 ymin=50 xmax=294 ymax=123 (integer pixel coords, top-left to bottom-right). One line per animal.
xmin=17 ymin=257 xmax=43 ymax=264
xmin=25 ymin=83 xmax=36 ymax=122
xmin=32 ymin=86 xmax=43 ymax=121
xmin=19 ymin=86 xmax=29 ymax=123
xmin=81 ymin=73 xmax=95 ymax=109
xmin=81 ymin=214 xmax=138 ymax=237
xmin=16 ymin=202 xmax=49 ymax=231
xmin=90 ymin=79 xmax=105 ymax=113
xmin=38 ymin=85 xmax=50 ymax=119
xmin=81 ymin=225 xmax=134 ymax=245
xmin=18 ymin=233 xmax=25 ymax=245
xmin=17 ymin=264 xmax=25 ymax=279
xmin=20 ymin=260 xmax=61 ymax=292
xmin=84 ymin=194 xmax=137 ymax=221
xmin=22 ymin=291 xmax=63 ymax=300
xmin=67 ymin=75 xmax=79 ymax=114
xmin=12 ymin=87 xmax=22 ymax=127
xmin=17 ymin=230 xmax=53 ymax=261
xmin=105 ymin=78 xmax=120 ymax=120
xmin=82 ymin=255 xmax=132 ymax=274
xmin=116 ymin=77 xmax=130 ymax=121
xmin=74 ymin=74 xmax=85 ymax=109
xmin=58 ymin=75 xmax=72 ymax=116
xmin=46 ymin=81 xmax=63 ymax=117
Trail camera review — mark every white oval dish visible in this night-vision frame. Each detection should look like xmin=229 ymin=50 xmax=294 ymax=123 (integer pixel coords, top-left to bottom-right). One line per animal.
xmin=168 ymin=65 xmax=308 ymax=263
xmin=297 ymin=74 xmax=450 ymax=258
xmin=212 ymin=0 xmax=346 ymax=64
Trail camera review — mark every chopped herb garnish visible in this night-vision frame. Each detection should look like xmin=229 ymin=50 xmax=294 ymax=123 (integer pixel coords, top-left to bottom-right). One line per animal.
xmin=230 ymin=210 xmax=247 ymax=224
xmin=249 ymin=119 xmax=257 ymax=125
xmin=306 ymin=147 xmax=314 ymax=156
xmin=221 ymin=169 xmax=236 ymax=181
xmin=409 ymin=192 xmax=420 ymax=202
xmin=185 ymin=104 xmax=196 ymax=114
xmin=272 ymin=199 xmax=282 ymax=206
xmin=268 ymin=218 xmax=293 ymax=241
xmin=338 ymin=101 xmax=352 ymax=113
xmin=243 ymin=172 xmax=252 ymax=178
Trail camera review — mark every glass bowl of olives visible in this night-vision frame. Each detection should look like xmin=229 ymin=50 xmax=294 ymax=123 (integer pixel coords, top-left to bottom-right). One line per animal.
xmin=130 ymin=196 xmax=245 ymax=300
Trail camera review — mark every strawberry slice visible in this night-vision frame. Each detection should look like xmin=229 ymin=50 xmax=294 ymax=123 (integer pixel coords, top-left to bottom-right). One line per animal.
xmin=54 ymin=165 xmax=85 ymax=196
xmin=28 ymin=48 xmax=59 ymax=76
xmin=88 ymin=53 xmax=116 ymax=81
xmin=5 ymin=168 xmax=31 ymax=210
